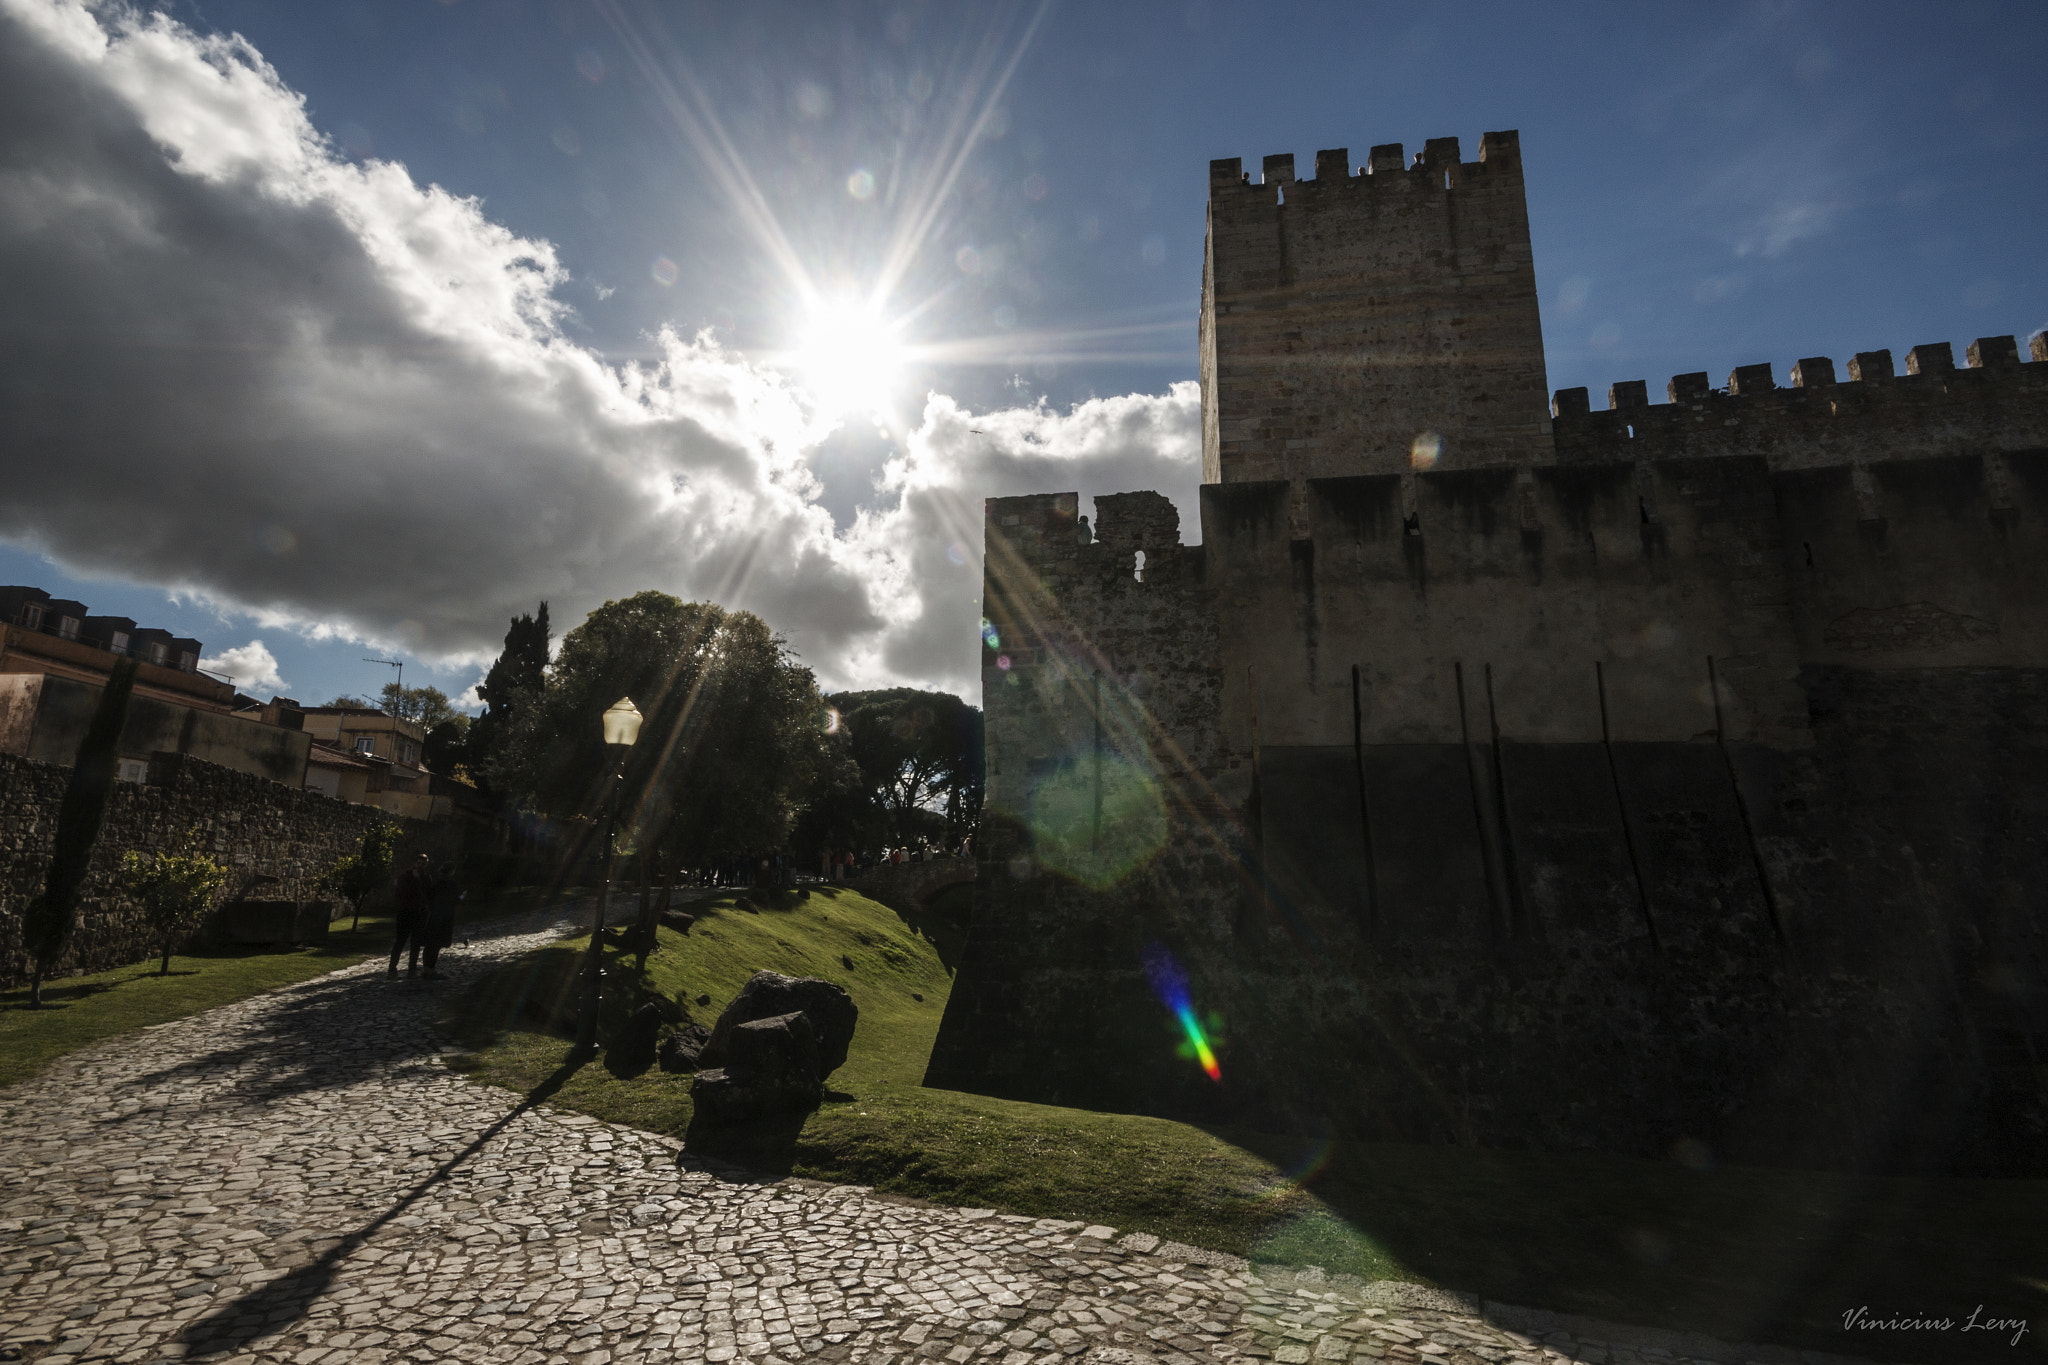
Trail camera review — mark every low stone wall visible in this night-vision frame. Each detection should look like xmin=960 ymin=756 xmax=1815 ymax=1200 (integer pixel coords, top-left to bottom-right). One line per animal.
xmin=0 ymin=751 xmax=459 ymax=986
xmin=848 ymin=856 xmax=975 ymax=914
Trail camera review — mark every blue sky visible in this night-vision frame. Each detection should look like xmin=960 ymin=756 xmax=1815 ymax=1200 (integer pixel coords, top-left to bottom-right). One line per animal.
xmin=1 ymin=0 xmax=2041 ymax=707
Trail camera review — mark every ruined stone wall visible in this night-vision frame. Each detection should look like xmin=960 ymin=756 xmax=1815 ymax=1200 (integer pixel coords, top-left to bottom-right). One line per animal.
xmin=0 ymin=752 xmax=456 ymax=985
xmin=1200 ymin=130 xmax=1552 ymax=519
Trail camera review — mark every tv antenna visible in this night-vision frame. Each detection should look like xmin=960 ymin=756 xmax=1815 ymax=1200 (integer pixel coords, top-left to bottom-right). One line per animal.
xmin=363 ymin=656 xmax=403 ymax=713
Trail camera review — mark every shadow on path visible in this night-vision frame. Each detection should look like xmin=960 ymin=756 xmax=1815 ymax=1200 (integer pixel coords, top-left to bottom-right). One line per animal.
xmin=174 ymin=1055 xmax=590 ymax=1359
xmin=97 ymin=908 xmax=590 ymax=1123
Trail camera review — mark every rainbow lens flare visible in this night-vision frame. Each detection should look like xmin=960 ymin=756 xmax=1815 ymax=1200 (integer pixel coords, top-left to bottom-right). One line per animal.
xmin=1143 ymin=944 xmax=1221 ymax=1082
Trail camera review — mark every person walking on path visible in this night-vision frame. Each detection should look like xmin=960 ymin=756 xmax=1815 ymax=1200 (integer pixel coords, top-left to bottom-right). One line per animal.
xmin=389 ymin=852 xmax=432 ymax=977
xmin=419 ymin=864 xmax=464 ymax=980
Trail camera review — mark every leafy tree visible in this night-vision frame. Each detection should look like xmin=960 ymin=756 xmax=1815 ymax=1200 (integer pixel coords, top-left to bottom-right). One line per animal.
xmin=322 ymin=820 xmax=401 ymax=931
xmin=468 ymin=602 xmax=550 ymax=798
xmin=830 ymin=688 xmax=985 ymax=845
xmin=121 ymin=836 xmax=232 ymax=975
xmin=486 ymin=593 xmax=831 ymax=871
xmin=323 ymin=694 xmax=376 ymax=709
xmin=377 ymin=682 xmax=458 ymax=730
xmin=25 ymin=659 xmax=138 ymax=1006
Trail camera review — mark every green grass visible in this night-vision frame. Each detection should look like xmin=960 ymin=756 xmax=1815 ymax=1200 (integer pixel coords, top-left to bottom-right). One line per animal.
xmin=0 ymin=887 xmax=559 ymax=1089
xmin=450 ymin=887 xmax=2045 ymax=1365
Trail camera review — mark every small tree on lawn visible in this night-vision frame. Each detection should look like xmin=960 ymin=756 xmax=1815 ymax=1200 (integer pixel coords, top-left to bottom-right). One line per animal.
xmin=324 ymin=820 xmax=401 ymax=931
xmin=25 ymin=658 xmax=139 ymax=1007
xmin=121 ymin=837 xmax=232 ymax=975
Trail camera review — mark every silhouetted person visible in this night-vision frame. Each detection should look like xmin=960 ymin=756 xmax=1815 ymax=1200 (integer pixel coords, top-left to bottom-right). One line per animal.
xmin=389 ymin=852 xmax=432 ymax=977
xmin=420 ymin=864 xmax=463 ymax=980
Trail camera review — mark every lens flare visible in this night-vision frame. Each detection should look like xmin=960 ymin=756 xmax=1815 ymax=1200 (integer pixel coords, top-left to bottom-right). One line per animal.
xmin=1143 ymin=944 xmax=1221 ymax=1082
xmin=1410 ymin=430 xmax=1442 ymax=469
xmin=650 ymin=257 xmax=678 ymax=286
xmin=980 ymin=619 xmax=1000 ymax=649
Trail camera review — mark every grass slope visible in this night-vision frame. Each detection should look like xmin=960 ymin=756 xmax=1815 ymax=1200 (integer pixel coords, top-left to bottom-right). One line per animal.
xmin=451 ymin=888 xmax=2045 ymax=1365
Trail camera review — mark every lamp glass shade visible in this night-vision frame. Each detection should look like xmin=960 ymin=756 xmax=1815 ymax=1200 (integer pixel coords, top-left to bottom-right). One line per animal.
xmin=601 ymin=697 xmax=643 ymax=747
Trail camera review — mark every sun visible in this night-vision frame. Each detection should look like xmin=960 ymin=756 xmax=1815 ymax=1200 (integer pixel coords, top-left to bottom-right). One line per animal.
xmin=794 ymin=298 xmax=908 ymax=419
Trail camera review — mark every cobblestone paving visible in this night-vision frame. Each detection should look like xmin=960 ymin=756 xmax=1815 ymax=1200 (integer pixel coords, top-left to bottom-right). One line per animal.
xmin=2 ymin=915 xmax=1821 ymax=1365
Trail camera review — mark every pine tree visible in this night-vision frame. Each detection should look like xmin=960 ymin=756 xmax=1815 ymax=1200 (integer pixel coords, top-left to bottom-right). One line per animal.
xmin=468 ymin=602 xmax=550 ymax=798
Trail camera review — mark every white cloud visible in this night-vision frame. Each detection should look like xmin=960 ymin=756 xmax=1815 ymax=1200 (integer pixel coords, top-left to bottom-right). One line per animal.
xmin=0 ymin=0 xmax=1198 ymax=702
xmin=198 ymin=639 xmax=288 ymax=694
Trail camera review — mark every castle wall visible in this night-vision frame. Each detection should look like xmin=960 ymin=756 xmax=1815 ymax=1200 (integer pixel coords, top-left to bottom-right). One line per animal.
xmin=1550 ymin=334 xmax=2048 ymax=475
xmin=936 ymin=128 xmax=2048 ymax=1176
xmin=936 ymin=451 xmax=2048 ymax=1173
xmin=1201 ymin=132 xmax=1552 ymax=520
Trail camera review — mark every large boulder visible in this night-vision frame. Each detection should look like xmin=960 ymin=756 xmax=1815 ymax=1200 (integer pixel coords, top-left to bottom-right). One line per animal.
xmin=689 ymin=1011 xmax=824 ymax=1124
xmin=698 ymin=972 xmax=857 ymax=1079
xmin=658 ymin=1022 xmax=713 ymax=1073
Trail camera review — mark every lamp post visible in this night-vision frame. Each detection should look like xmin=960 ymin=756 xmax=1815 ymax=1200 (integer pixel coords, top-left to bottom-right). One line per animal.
xmin=574 ymin=696 xmax=643 ymax=1053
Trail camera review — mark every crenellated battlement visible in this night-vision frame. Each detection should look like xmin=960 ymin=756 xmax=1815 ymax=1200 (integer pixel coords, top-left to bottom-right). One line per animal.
xmin=1201 ymin=129 xmax=1549 ymax=512
xmin=1550 ymin=332 xmax=2048 ymax=472
xmin=1207 ymin=129 xmax=1522 ymax=203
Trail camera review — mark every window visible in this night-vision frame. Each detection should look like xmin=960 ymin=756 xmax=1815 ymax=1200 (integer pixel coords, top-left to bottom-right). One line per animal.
xmin=58 ymin=616 xmax=80 ymax=640
xmin=21 ymin=603 xmax=43 ymax=629
xmin=401 ymin=742 xmax=420 ymax=766
xmin=109 ymin=631 xmax=129 ymax=655
xmin=117 ymin=758 xmax=149 ymax=784
xmin=178 ymin=652 xmax=197 ymax=672
xmin=148 ymin=642 xmax=168 ymax=665
xmin=354 ymin=736 xmax=377 ymax=755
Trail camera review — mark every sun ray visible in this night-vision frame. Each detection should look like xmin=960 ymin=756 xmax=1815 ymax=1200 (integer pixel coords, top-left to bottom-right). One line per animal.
xmin=593 ymin=0 xmax=821 ymax=311
xmin=870 ymin=0 xmax=1055 ymax=308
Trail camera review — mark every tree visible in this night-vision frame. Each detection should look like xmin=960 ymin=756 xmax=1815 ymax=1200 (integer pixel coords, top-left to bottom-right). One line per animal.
xmin=121 ymin=837 xmax=232 ymax=975
xmin=378 ymin=682 xmax=458 ymax=730
xmin=468 ymin=602 xmax=550 ymax=798
xmin=486 ymin=593 xmax=831 ymax=870
xmin=423 ymin=718 xmax=469 ymax=779
xmin=25 ymin=659 xmax=138 ymax=1006
xmin=322 ymin=820 xmax=401 ymax=931
xmin=324 ymin=694 xmax=376 ymax=709
xmin=831 ymin=688 xmax=985 ymax=845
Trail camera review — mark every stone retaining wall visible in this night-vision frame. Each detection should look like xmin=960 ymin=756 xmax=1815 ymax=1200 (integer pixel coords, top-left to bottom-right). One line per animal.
xmin=0 ymin=751 xmax=458 ymax=986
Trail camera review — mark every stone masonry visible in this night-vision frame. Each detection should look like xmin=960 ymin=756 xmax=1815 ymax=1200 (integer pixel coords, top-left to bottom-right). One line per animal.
xmin=930 ymin=130 xmax=2048 ymax=1176
xmin=0 ymin=752 xmax=451 ymax=987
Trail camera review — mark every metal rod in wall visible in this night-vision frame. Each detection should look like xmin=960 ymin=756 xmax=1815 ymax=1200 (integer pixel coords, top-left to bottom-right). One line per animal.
xmin=1707 ymin=654 xmax=1789 ymax=947
xmin=1454 ymin=661 xmax=1511 ymax=941
xmin=1596 ymin=661 xmax=1660 ymax=950
xmin=1351 ymin=663 xmax=1380 ymax=936
xmin=1483 ymin=663 xmax=1526 ymax=938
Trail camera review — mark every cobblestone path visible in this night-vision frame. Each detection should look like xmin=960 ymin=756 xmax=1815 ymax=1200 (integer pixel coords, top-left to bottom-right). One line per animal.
xmin=3 ymin=916 xmax=1834 ymax=1365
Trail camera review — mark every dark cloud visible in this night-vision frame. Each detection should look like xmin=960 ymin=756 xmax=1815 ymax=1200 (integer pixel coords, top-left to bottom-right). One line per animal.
xmin=0 ymin=0 xmax=1197 ymax=696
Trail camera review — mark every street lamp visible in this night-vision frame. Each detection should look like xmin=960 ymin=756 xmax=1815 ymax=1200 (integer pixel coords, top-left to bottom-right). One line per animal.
xmin=575 ymin=696 xmax=643 ymax=1052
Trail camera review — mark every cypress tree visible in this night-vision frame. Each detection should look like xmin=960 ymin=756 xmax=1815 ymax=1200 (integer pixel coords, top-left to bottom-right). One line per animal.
xmin=25 ymin=658 xmax=139 ymax=1007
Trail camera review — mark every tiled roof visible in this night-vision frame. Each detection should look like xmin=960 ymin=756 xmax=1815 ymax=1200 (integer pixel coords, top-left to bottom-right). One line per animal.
xmin=307 ymin=740 xmax=379 ymax=771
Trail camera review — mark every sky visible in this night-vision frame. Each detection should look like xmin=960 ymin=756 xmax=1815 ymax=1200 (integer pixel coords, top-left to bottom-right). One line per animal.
xmin=1 ymin=0 xmax=2041 ymax=711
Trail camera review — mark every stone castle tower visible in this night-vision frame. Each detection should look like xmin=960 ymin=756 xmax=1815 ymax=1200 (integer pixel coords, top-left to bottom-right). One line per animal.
xmin=1201 ymin=132 xmax=1550 ymax=521
xmin=928 ymin=130 xmax=2048 ymax=1176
